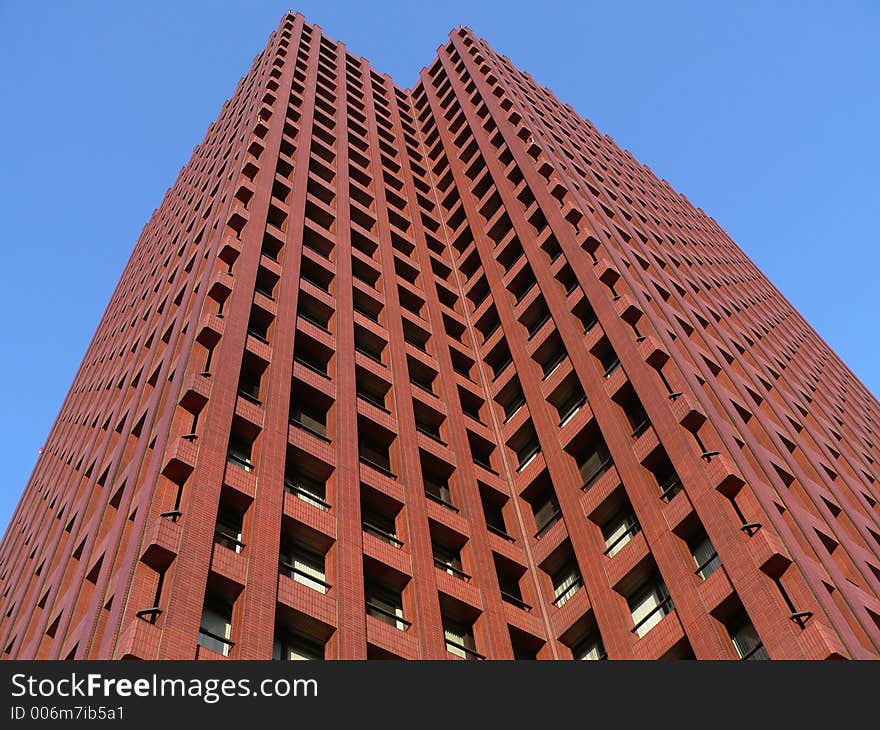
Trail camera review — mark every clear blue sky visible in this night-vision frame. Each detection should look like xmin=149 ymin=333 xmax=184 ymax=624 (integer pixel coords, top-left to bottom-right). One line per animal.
xmin=0 ymin=1 xmax=877 ymax=536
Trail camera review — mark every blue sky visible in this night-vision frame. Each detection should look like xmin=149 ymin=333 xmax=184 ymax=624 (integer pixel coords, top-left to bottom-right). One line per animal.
xmin=0 ymin=1 xmax=877 ymax=536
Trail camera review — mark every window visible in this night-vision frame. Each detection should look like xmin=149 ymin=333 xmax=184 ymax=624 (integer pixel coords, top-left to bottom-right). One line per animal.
xmin=521 ymin=298 xmax=551 ymax=338
xmin=365 ymin=583 xmax=407 ymax=631
xmin=540 ymin=347 xmax=567 ymax=380
xmin=602 ymin=511 xmax=639 ymax=558
xmin=516 ymin=438 xmax=540 ymax=471
xmin=592 ymin=337 xmax=620 ymax=377
xmin=298 ymin=293 xmax=333 ymax=331
xmin=424 ymin=479 xmax=455 ymax=509
xmin=415 ymin=414 xmax=444 ymax=443
xmin=730 ymin=619 xmax=768 ymax=660
xmin=357 ymin=383 xmax=387 ymax=409
xmin=433 ymin=542 xmax=465 ymax=578
xmin=650 ymin=453 xmax=682 ymax=502
xmin=354 ymin=325 xmax=385 ymax=363
xmin=496 ymin=558 xmax=528 ymax=610
xmin=289 ymin=396 xmax=329 ymax=440
xmin=468 ymin=431 xmax=495 ymax=472
xmin=444 ymin=618 xmax=478 ymax=659
xmin=533 ymin=494 xmax=561 ymax=537
xmin=198 ymin=597 xmax=233 ymax=656
xmin=690 ymin=532 xmax=721 ymax=579
xmin=273 ymin=632 xmax=325 ymax=660
xmin=499 ymin=381 xmax=526 ymax=422
xmin=214 ymin=508 xmax=244 ymax=554
xmin=552 ymin=562 xmax=582 ymax=607
xmin=280 ymin=542 xmax=328 ymax=594
xmin=614 ymin=383 xmax=649 ymax=437
xmin=510 ymin=422 xmax=541 ymax=473
xmin=574 ymin=298 xmax=598 ymax=332
xmin=572 ymin=632 xmax=606 ymax=660
xmin=284 ymin=469 xmax=329 ymax=510
xmin=551 ymin=379 xmax=586 ymax=426
xmin=294 ymin=332 xmax=332 ymax=376
xmin=362 ymin=506 xmax=401 ymax=547
xmin=247 ymin=305 xmax=273 ymax=343
xmin=481 ymin=490 xmax=509 ymax=538
xmin=359 ymin=440 xmax=392 ymax=473
xmin=237 ymin=356 xmax=264 ymax=404
xmin=358 ymin=418 xmax=395 ymax=475
xmin=226 ymin=433 xmax=254 ymax=471
xmin=577 ymin=437 xmax=612 ymax=488
xmin=629 ymin=579 xmax=673 ymax=638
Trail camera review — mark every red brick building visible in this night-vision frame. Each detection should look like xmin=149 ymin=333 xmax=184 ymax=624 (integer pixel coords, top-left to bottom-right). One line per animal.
xmin=1 ymin=11 xmax=879 ymax=660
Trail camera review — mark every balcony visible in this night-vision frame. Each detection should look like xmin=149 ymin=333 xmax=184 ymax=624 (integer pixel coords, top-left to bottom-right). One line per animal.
xmin=603 ymin=516 xmax=640 ymax=558
xmin=534 ymin=509 xmax=562 ymax=539
xmin=162 ymin=437 xmax=198 ymax=483
xmin=139 ymin=512 xmax=182 ymax=571
xmin=500 ymin=590 xmax=532 ymax=612
xmin=434 ymin=557 xmax=471 ymax=582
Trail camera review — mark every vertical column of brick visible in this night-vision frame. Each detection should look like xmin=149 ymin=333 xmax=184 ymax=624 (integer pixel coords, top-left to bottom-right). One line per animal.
xmin=95 ymin=66 xmax=266 ymax=658
xmin=233 ymin=15 xmax=307 ymax=660
xmin=329 ymin=38 xmax=369 ymax=660
xmin=357 ymin=68 xmax=447 ymax=658
xmin=390 ymin=86 xmax=520 ymax=658
xmin=21 ymin=147 xmax=222 ymax=657
xmin=75 ymin=154 xmax=239 ymax=658
xmin=448 ymin=34 xmax=731 ymax=658
xmin=3 ymin=216 xmax=167 ymax=656
xmin=423 ymin=47 xmax=639 ymax=658
xmin=155 ymin=26 xmax=289 ymax=660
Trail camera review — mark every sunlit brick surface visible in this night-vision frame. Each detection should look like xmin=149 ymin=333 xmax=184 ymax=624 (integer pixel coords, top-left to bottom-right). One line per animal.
xmin=2 ymin=12 xmax=879 ymax=660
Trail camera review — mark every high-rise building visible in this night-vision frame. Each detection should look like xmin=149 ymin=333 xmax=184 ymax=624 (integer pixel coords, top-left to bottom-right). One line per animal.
xmin=1 ymin=11 xmax=878 ymax=661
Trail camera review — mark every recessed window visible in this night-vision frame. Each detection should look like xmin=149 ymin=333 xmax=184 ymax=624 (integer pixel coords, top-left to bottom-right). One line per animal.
xmin=365 ymin=582 xmax=407 ymax=631
xmin=284 ymin=450 xmax=331 ymax=511
xmin=226 ymin=429 xmax=255 ymax=472
xmin=279 ymin=540 xmax=328 ymax=594
xmin=689 ymin=531 xmax=721 ymax=579
xmin=361 ymin=487 xmax=402 ymax=548
xmin=358 ymin=419 xmax=395 ymax=476
xmin=214 ymin=503 xmax=245 ymax=555
xmin=273 ymin=631 xmax=325 ymax=660
xmin=551 ymin=561 xmax=582 ymax=607
xmin=648 ymin=452 xmax=682 ymax=502
xmin=629 ymin=578 xmax=673 ymax=638
xmin=198 ymin=595 xmax=234 ymax=657
xmin=729 ymin=616 xmax=768 ymax=660
xmin=592 ymin=337 xmax=620 ymax=378
xmin=572 ymin=631 xmax=606 ymax=660
xmin=602 ymin=510 xmax=640 ymax=558
xmin=444 ymin=618 xmax=480 ymax=659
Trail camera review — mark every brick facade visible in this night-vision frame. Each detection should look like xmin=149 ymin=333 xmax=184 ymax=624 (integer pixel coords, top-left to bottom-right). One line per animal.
xmin=1 ymin=12 xmax=878 ymax=660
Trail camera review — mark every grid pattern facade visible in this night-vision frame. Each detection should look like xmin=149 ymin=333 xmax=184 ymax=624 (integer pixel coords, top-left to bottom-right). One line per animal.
xmin=1 ymin=12 xmax=879 ymax=660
